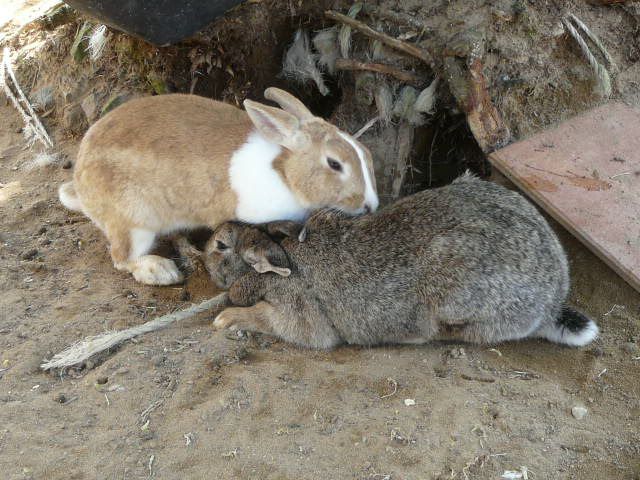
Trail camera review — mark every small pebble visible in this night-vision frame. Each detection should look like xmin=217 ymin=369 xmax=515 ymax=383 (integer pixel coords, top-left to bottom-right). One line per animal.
xmin=571 ymin=405 xmax=588 ymax=420
xmin=449 ymin=347 xmax=466 ymax=358
xmin=96 ymin=376 xmax=108 ymax=385
xmin=53 ymin=393 xmax=67 ymax=403
xmin=404 ymin=398 xmax=416 ymax=406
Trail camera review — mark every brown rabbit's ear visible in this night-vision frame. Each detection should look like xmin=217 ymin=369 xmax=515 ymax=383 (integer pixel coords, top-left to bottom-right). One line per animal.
xmin=243 ymin=100 xmax=299 ymax=146
xmin=264 ymin=88 xmax=313 ymax=121
xmin=241 ymin=243 xmax=292 ymax=277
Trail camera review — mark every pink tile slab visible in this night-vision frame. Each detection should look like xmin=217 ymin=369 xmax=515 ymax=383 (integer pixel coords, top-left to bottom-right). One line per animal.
xmin=489 ymin=102 xmax=640 ymax=293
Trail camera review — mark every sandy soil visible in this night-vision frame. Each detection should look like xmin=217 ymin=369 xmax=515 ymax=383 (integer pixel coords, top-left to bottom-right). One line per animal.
xmin=1 ymin=97 xmax=639 ymax=480
xmin=2 ymin=0 xmax=640 ymax=477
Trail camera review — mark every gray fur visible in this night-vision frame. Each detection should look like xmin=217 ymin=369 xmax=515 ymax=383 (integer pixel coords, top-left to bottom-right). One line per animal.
xmin=206 ymin=173 xmax=598 ymax=349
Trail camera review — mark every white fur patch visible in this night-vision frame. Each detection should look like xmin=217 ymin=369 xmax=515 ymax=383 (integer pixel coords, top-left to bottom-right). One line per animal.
xmin=58 ymin=182 xmax=83 ymax=212
xmin=540 ymin=319 xmax=599 ymax=347
xmin=229 ymin=131 xmax=308 ymax=223
xmin=130 ymin=255 xmax=183 ymax=285
xmin=129 ymin=228 xmax=156 ymax=260
xmin=337 ymin=131 xmax=379 ymax=211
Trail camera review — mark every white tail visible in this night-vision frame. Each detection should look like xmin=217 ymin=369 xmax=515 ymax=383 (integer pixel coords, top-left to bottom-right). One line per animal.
xmin=58 ymin=181 xmax=83 ymax=212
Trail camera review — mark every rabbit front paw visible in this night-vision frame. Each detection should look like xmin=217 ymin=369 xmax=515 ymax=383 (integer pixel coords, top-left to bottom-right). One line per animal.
xmin=213 ymin=305 xmax=273 ymax=335
xmin=131 ymin=255 xmax=184 ymax=285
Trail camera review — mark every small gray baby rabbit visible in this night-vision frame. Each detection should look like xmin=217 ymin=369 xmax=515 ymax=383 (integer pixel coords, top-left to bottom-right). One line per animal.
xmin=204 ymin=173 xmax=599 ymax=349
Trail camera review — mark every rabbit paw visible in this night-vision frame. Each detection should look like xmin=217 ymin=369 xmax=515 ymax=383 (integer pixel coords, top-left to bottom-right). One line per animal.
xmin=213 ymin=307 xmax=269 ymax=334
xmin=131 ymin=256 xmax=184 ymax=285
xmin=213 ymin=311 xmax=236 ymax=330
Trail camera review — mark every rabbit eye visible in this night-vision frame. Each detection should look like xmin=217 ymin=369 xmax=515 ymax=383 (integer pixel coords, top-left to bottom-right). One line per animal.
xmin=216 ymin=240 xmax=229 ymax=251
xmin=327 ymin=157 xmax=343 ymax=172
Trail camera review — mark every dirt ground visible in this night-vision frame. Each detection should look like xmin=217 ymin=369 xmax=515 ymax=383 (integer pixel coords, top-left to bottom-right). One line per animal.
xmin=2 ymin=1 xmax=640 ymax=479
xmin=2 ymin=101 xmax=640 ymax=479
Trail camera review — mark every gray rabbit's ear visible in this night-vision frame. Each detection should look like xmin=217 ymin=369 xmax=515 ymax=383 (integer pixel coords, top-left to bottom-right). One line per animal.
xmin=242 ymin=244 xmax=292 ymax=277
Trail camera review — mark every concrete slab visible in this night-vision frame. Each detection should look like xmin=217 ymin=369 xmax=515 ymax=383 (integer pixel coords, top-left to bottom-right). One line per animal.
xmin=489 ymin=102 xmax=640 ymax=293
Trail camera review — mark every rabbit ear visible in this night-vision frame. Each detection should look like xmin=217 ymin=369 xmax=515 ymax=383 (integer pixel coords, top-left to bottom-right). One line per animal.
xmin=242 ymin=243 xmax=292 ymax=277
xmin=243 ymin=100 xmax=300 ymax=146
xmin=263 ymin=221 xmax=305 ymax=240
xmin=264 ymin=87 xmax=313 ymax=121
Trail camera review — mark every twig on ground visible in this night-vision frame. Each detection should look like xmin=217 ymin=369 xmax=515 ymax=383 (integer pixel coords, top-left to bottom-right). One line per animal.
xmin=334 ymin=58 xmax=424 ymax=85
xmin=603 ymin=304 xmax=625 ymax=316
xmin=461 ymin=373 xmax=496 ymax=383
xmin=325 ymin=10 xmax=434 ymax=66
xmin=140 ymin=399 xmax=164 ymax=425
xmin=41 ymin=293 xmax=229 ymax=371
xmin=147 ymin=455 xmax=155 ymax=479
xmin=610 ymin=171 xmax=631 ymax=179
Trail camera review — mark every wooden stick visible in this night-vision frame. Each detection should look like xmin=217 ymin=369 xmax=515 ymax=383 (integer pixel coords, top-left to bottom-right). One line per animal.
xmin=41 ymin=293 xmax=229 ymax=370
xmin=334 ymin=58 xmax=423 ymax=85
xmin=325 ymin=10 xmax=434 ymax=67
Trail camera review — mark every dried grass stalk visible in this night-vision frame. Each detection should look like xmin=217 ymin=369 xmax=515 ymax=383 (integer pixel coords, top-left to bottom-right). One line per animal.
xmin=41 ymin=293 xmax=229 ymax=371
xmin=1 ymin=47 xmax=53 ymax=148
xmin=563 ymin=15 xmax=612 ymax=97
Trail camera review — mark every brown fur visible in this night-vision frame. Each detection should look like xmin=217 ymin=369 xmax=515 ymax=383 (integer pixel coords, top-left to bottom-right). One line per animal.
xmin=59 ymin=88 xmax=378 ymax=285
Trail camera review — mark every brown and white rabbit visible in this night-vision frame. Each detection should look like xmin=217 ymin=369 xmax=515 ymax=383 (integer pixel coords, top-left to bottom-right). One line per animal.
xmin=58 ymin=88 xmax=378 ymax=285
xmin=205 ymin=173 xmax=599 ymax=349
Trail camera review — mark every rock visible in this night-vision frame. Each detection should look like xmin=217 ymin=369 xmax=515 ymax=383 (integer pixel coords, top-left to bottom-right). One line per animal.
xmin=62 ymin=103 xmax=88 ymax=135
xmin=571 ymin=405 xmax=588 ymax=420
xmin=96 ymin=376 xmax=108 ymax=385
xmin=404 ymin=398 xmax=416 ymax=406
xmin=81 ymin=94 xmax=99 ymax=124
xmin=21 ymin=249 xmax=38 ymax=260
xmin=621 ymin=342 xmax=638 ymax=353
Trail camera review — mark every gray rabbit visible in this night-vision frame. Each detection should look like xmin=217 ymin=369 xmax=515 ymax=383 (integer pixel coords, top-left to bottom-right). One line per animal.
xmin=204 ymin=172 xmax=599 ymax=349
